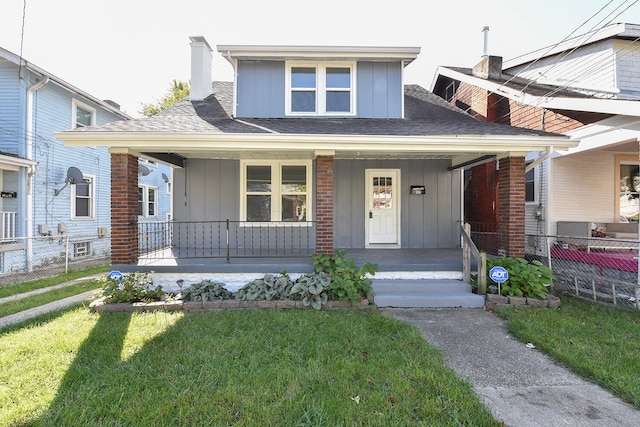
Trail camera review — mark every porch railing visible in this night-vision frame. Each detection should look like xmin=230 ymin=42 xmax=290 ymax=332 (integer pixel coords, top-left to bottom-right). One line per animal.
xmin=139 ymin=220 xmax=316 ymax=261
xmin=461 ymin=222 xmax=487 ymax=294
xmin=0 ymin=211 xmax=17 ymax=241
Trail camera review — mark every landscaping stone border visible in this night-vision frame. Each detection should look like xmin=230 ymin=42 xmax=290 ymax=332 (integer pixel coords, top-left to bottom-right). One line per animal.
xmin=89 ymin=297 xmax=374 ymax=313
xmin=484 ymin=293 xmax=561 ymax=310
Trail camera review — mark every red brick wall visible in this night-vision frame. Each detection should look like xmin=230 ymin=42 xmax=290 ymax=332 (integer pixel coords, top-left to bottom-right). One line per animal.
xmin=497 ymin=157 xmax=525 ymax=258
xmin=111 ymin=153 xmax=139 ymax=264
xmin=315 ymin=156 xmax=334 ymax=254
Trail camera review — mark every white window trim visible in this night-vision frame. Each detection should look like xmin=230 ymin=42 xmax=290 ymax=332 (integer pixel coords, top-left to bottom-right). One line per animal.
xmin=285 ymin=61 xmax=356 ymax=117
xmin=71 ymin=173 xmax=95 ymax=220
xmin=138 ymin=184 xmax=158 ymax=218
xmin=71 ymin=99 xmax=96 ymax=129
xmin=240 ymin=160 xmax=313 ymax=224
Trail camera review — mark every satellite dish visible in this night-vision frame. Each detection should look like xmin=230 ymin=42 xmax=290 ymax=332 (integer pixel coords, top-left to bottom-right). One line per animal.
xmin=138 ymin=164 xmax=151 ymax=176
xmin=162 ymin=173 xmax=169 ymax=183
xmin=66 ymin=167 xmax=84 ymax=184
xmin=55 ymin=166 xmax=84 ymax=196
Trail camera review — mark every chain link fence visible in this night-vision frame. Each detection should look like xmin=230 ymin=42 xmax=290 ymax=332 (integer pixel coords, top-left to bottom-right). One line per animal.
xmin=526 ymin=234 xmax=640 ymax=309
xmin=0 ymin=234 xmax=110 ymax=286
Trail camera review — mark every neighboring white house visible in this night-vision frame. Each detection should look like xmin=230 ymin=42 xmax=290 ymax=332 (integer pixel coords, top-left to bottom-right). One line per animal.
xmin=432 ymin=22 xmax=640 ymax=252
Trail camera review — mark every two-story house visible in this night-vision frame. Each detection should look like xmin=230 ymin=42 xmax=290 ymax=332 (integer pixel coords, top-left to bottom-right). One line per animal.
xmin=56 ymin=36 xmax=575 ymax=278
xmin=0 ymin=46 xmax=172 ymax=278
xmin=431 ymin=22 xmax=640 ymax=255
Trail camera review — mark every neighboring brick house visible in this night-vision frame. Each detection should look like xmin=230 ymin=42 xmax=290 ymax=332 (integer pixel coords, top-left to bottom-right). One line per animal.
xmin=0 ymin=46 xmax=172 ymax=275
xmin=56 ymin=37 xmax=574 ymax=270
xmin=432 ymin=22 xmax=640 ymax=254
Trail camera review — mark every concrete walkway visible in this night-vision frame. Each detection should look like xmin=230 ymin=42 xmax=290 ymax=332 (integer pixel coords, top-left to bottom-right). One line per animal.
xmin=382 ymin=308 xmax=640 ymax=427
xmin=0 ymin=274 xmax=103 ymax=329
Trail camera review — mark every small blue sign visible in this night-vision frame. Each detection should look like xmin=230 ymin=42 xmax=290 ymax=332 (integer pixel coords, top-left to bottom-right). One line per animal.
xmin=108 ymin=271 xmax=123 ymax=283
xmin=489 ymin=266 xmax=509 ymax=283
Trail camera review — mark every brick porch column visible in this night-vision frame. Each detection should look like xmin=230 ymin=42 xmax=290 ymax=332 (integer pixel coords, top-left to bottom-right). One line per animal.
xmin=315 ymin=155 xmax=334 ymax=254
xmin=497 ymin=156 xmax=525 ymax=258
xmin=111 ymin=152 xmax=139 ymax=264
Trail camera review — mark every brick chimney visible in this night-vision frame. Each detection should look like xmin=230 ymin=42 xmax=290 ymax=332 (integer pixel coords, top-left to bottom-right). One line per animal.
xmin=472 ymin=55 xmax=503 ymax=80
xmin=189 ymin=36 xmax=213 ymax=100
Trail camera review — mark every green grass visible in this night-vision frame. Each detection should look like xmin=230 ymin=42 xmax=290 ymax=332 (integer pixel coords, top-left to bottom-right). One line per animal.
xmin=497 ymin=295 xmax=640 ymax=408
xmin=0 ymin=281 xmax=101 ymax=318
xmin=0 ymin=309 xmax=499 ymax=426
xmin=0 ymin=265 xmax=108 ymax=299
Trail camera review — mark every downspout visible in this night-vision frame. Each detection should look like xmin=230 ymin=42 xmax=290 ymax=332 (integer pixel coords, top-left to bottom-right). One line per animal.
xmin=25 ymin=76 xmax=49 ymax=272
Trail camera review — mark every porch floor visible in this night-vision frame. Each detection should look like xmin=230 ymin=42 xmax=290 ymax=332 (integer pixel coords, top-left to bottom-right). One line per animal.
xmin=128 ymin=248 xmax=469 ymax=274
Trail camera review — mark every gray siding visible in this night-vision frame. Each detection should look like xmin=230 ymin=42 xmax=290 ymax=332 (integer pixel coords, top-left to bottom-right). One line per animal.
xmin=236 ymin=61 xmax=285 ymax=118
xmin=357 ymin=62 xmax=403 ymax=118
xmin=174 ymin=159 xmax=239 ymax=221
xmin=334 ymin=159 xmax=461 ymax=249
xmin=235 ymin=60 xmax=404 ymax=118
xmin=0 ymin=60 xmax=23 ymax=154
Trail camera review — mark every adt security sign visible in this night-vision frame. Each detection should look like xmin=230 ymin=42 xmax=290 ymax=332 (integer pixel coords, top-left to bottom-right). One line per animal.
xmin=108 ymin=271 xmax=123 ymax=283
xmin=489 ymin=266 xmax=508 ymax=283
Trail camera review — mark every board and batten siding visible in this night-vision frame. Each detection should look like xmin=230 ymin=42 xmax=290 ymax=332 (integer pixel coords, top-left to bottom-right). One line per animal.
xmin=235 ymin=60 xmax=403 ymax=118
xmin=550 ymin=151 xmax=617 ymax=233
xmin=356 ymin=62 xmax=403 ymax=118
xmin=173 ymin=159 xmax=240 ymax=221
xmin=236 ymin=61 xmax=285 ymax=118
xmin=334 ymin=159 xmax=461 ymax=249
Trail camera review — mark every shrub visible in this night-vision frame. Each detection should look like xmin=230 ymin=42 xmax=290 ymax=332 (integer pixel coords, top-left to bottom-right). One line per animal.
xmin=236 ymin=272 xmax=294 ymax=301
xmin=313 ymin=250 xmax=378 ymax=303
xmin=289 ymin=272 xmax=331 ymax=310
xmin=485 ymin=257 xmax=555 ymax=299
xmin=96 ymin=272 xmax=164 ymax=303
xmin=180 ymin=280 xmax=232 ymax=302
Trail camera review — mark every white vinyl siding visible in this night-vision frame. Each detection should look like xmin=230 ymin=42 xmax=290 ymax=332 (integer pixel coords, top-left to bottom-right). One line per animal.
xmin=550 ymin=151 xmax=616 ymax=232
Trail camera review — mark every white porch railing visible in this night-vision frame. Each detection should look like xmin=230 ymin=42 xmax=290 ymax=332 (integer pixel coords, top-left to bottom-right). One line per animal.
xmin=0 ymin=211 xmax=17 ymax=240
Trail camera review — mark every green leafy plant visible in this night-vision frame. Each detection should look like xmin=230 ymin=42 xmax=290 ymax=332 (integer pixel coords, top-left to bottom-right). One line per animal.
xmin=289 ymin=272 xmax=331 ymax=310
xmin=486 ymin=257 xmax=555 ymax=299
xmin=96 ymin=272 xmax=164 ymax=303
xmin=180 ymin=280 xmax=232 ymax=302
xmin=313 ymin=250 xmax=378 ymax=303
xmin=236 ymin=272 xmax=294 ymax=301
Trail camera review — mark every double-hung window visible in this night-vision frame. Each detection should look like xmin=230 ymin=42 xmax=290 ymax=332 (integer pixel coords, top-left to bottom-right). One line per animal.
xmin=242 ymin=161 xmax=311 ymax=222
xmin=286 ymin=62 xmax=355 ymax=116
xmin=71 ymin=175 xmax=95 ymax=219
xmin=525 ymin=163 xmax=537 ymax=204
xmin=138 ymin=185 xmax=158 ymax=218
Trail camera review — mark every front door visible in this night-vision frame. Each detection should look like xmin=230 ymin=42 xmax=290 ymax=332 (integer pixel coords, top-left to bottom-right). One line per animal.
xmin=365 ymin=169 xmax=400 ymax=247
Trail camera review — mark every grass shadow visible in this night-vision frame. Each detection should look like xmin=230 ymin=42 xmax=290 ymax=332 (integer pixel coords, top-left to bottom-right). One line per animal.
xmin=27 ymin=312 xmax=133 ymax=426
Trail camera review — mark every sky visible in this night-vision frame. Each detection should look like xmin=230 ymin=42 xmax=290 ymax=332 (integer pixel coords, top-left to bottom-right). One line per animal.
xmin=1 ymin=0 xmax=640 ymax=118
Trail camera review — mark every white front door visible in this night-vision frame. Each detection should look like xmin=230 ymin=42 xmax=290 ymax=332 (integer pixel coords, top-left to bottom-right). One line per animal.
xmin=365 ymin=169 xmax=400 ymax=247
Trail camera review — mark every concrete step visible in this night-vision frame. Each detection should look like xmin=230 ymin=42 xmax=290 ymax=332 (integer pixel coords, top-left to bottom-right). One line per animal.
xmin=372 ymin=279 xmax=486 ymax=308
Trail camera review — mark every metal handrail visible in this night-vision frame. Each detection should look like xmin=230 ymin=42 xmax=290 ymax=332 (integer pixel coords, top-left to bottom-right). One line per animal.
xmin=461 ymin=222 xmax=487 ymax=294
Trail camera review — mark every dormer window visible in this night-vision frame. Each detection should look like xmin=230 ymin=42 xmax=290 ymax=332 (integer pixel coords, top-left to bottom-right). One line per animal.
xmin=285 ymin=61 xmax=355 ymax=116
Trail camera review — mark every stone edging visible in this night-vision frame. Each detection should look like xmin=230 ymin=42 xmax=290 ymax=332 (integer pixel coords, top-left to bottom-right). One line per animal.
xmin=485 ymin=293 xmax=561 ymax=310
xmin=89 ymin=298 xmax=374 ymax=313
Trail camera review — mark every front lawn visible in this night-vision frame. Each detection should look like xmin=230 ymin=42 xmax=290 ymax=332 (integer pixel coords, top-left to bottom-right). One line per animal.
xmin=497 ymin=295 xmax=640 ymax=408
xmin=0 ymin=308 xmax=499 ymax=426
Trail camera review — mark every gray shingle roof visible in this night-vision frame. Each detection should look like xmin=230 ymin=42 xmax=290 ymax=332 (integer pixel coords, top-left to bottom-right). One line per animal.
xmin=74 ymin=81 xmax=558 ymax=137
